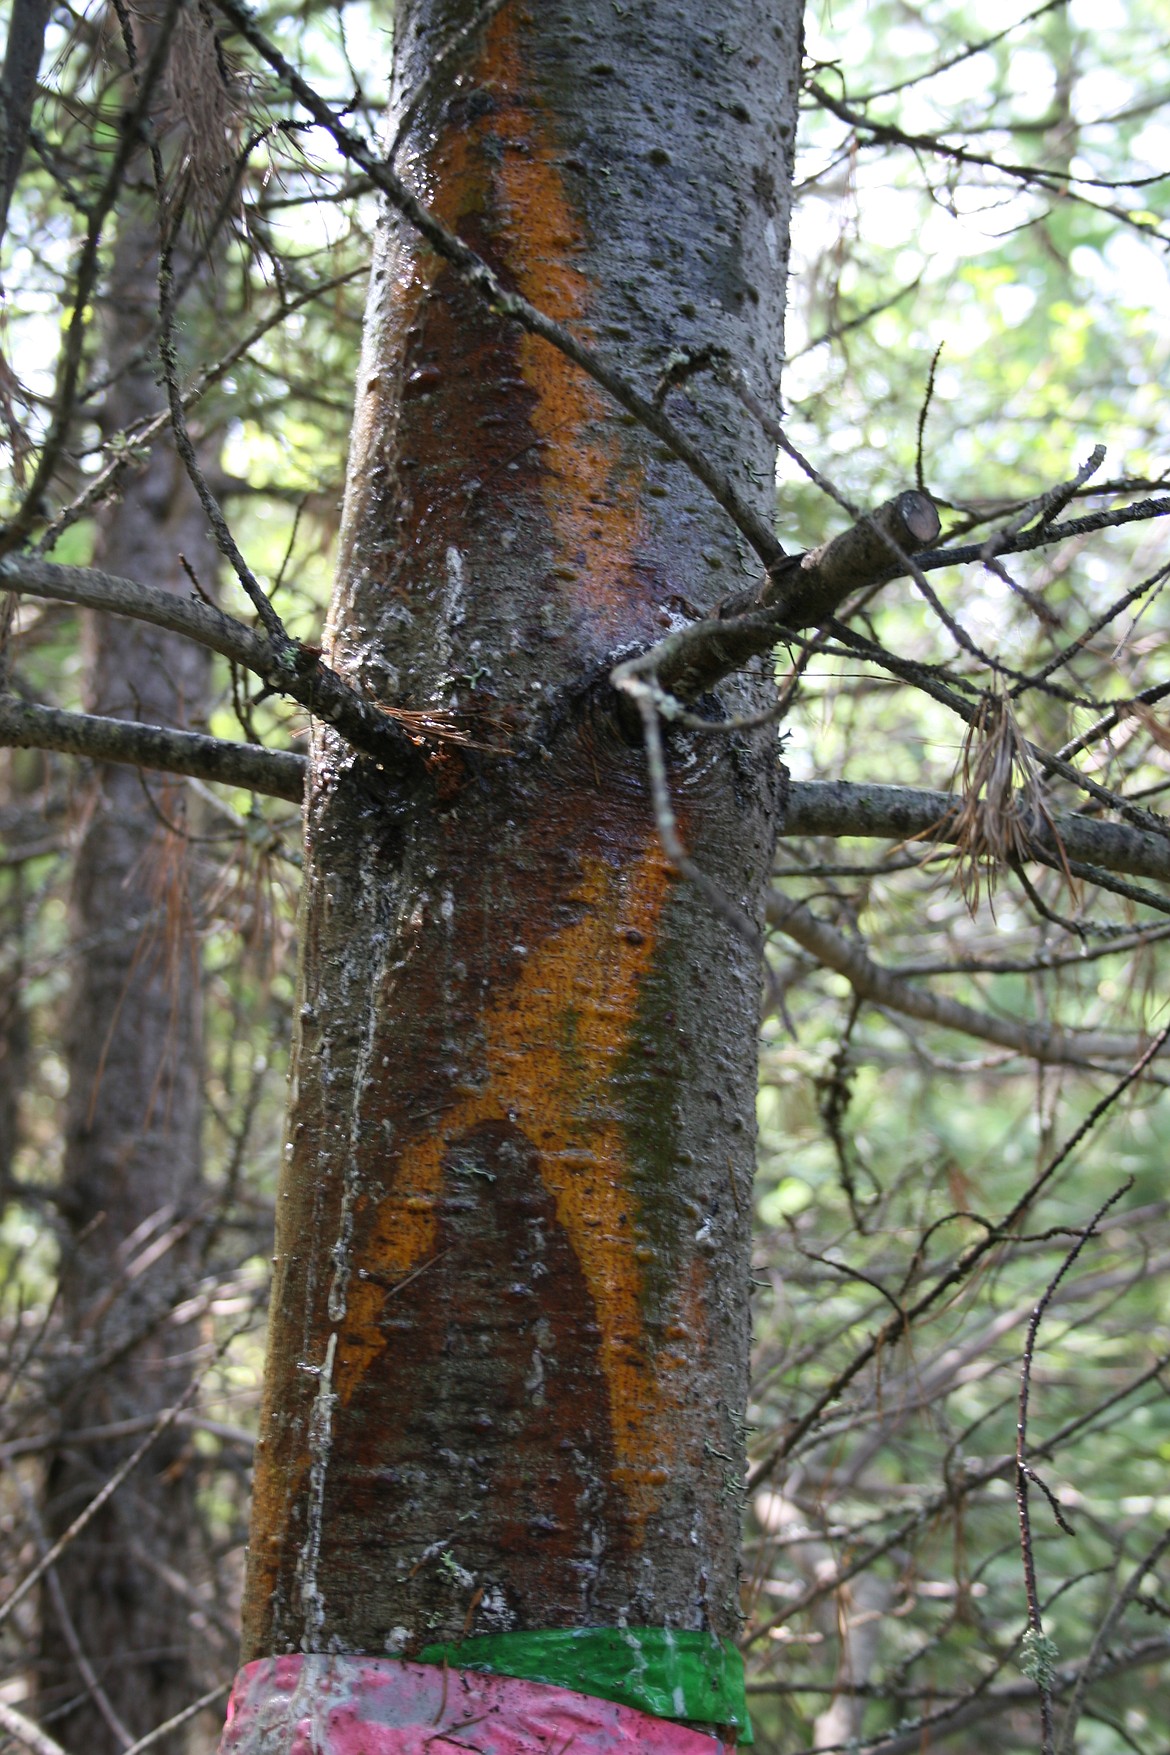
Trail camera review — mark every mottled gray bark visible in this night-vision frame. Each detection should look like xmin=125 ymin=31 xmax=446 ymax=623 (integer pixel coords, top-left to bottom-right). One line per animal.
xmin=40 ymin=196 xmax=214 ymax=1753
xmin=241 ymin=0 xmax=802 ymax=1675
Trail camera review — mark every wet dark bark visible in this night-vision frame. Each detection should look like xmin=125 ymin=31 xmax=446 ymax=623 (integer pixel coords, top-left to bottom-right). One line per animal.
xmin=242 ymin=0 xmax=801 ymax=1664
xmin=39 ymin=198 xmax=213 ymax=1753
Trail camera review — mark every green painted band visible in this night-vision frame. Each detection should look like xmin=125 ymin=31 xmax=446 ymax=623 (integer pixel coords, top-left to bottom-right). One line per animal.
xmin=416 ymin=1628 xmax=753 ymax=1744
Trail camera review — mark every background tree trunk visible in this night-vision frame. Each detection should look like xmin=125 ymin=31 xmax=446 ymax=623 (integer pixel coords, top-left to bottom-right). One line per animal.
xmin=38 ymin=197 xmax=214 ymax=1752
xmin=241 ymin=0 xmax=801 ymax=1669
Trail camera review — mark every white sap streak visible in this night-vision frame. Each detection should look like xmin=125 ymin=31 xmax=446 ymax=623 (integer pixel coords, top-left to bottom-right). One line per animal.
xmin=296 ymin=1330 xmax=338 ymax=1649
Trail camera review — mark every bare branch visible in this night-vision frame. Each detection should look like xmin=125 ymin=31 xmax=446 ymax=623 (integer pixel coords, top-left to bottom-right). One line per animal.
xmin=0 ymin=698 xmax=305 ymax=800
xmin=764 ymin=490 xmax=941 ymax=623
xmin=768 ymin=892 xmax=1162 ymax=1065
xmin=828 ymin=622 xmax=1170 ymax=841
xmin=1015 ymin=1182 xmax=1131 ymax=1754
xmin=614 ymin=492 xmax=939 ymax=707
xmin=0 ymin=556 xmax=423 ymax=773
xmin=0 ymin=1702 xmax=68 ymax=1755
xmin=917 ymin=494 xmax=1170 ymax=572
xmin=42 ymin=268 xmax=364 ymax=555
xmin=623 ymin=476 xmax=1170 ymax=713
xmin=780 ymin=779 xmax=1170 ymax=884
xmin=747 ymin=1017 xmax=1170 ymax=1491
xmin=790 ymin=1633 xmax=1170 ymax=1755
xmin=846 ymin=0 xmax=1069 ymax=106
xmin=984 ymin=444 xmax=1107 ymax=565
xmin=152 ymin=150 xmax=292 ymax=649
xmin=0 ymin=556 xmax=270 ymax=667
xmin=1055 ymin=1527 xmax=1170 ymax=1755
xmin=809 ymin=80 xmax=1170 ymax=241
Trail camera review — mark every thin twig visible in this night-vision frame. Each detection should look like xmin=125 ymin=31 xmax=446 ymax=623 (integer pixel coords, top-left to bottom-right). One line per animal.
xmin=39 ymin=267 xmax=364 ymax=556
xmin=984 ymin=445 xmax=1107 ymax=569
xmin=768 ymin=893 xmax=1167 ymax=1066
xmin=810 ymin=81 xmax=1170 ymax=242
xmin=12 ymin=1477 xmax=135 ymax=1750
xmin=747 ymin=1020 xmax=1170 ymax=1492
xmin=0 ymin=0 xmax=185 ymax=552
xmin=120 ymin=9 xmax=292 ymax=652
xmin=1015 ymin=1179 xmax=1132 ymax=1755
xmin=1055 ymin=1526 xmax=1170 ymax=1755
xmin=615 ymin=662 xmax=763 ymax=953
xmin=915 ymin=343 xmax=943 ymax=496
xmin=0 ymin=1373 xmax=205 ymax=1632
xmin=119 ymin=1682 xmax=231 ymax=1755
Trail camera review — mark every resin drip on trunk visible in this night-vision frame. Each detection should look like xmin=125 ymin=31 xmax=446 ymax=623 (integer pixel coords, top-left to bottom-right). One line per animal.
xmin=241 ymin=0 xmax=802 ymax=1660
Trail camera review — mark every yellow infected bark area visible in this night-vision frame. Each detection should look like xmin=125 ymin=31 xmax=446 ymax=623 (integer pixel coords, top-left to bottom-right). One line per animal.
xmin=484 ymin=14 xmax=644 ymax=606
xmin=451 ymin=8 xmax=643 ymax=601
xmin=335 ymin=843 xmax=687 ymax=1534
xmin=353 ymin=6 xmax=645 ymax=635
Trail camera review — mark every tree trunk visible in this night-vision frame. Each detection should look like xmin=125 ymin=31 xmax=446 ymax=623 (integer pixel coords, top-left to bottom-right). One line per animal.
xmin=237 ymin=0 xmax=800 ymax=1733
xmin=40 ymin=195 xmax=213 ymax=1753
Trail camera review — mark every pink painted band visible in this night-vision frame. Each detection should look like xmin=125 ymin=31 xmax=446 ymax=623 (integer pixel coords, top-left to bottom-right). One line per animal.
xmin=219 ymin=1655 xmax=735 ymax=1755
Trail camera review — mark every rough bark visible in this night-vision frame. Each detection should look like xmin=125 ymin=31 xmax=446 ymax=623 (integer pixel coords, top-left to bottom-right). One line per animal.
xmin=241 ymin=0 xmax=802 ymax=1667
xmin=39 ymin=198 xmax=213 ymax=1752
